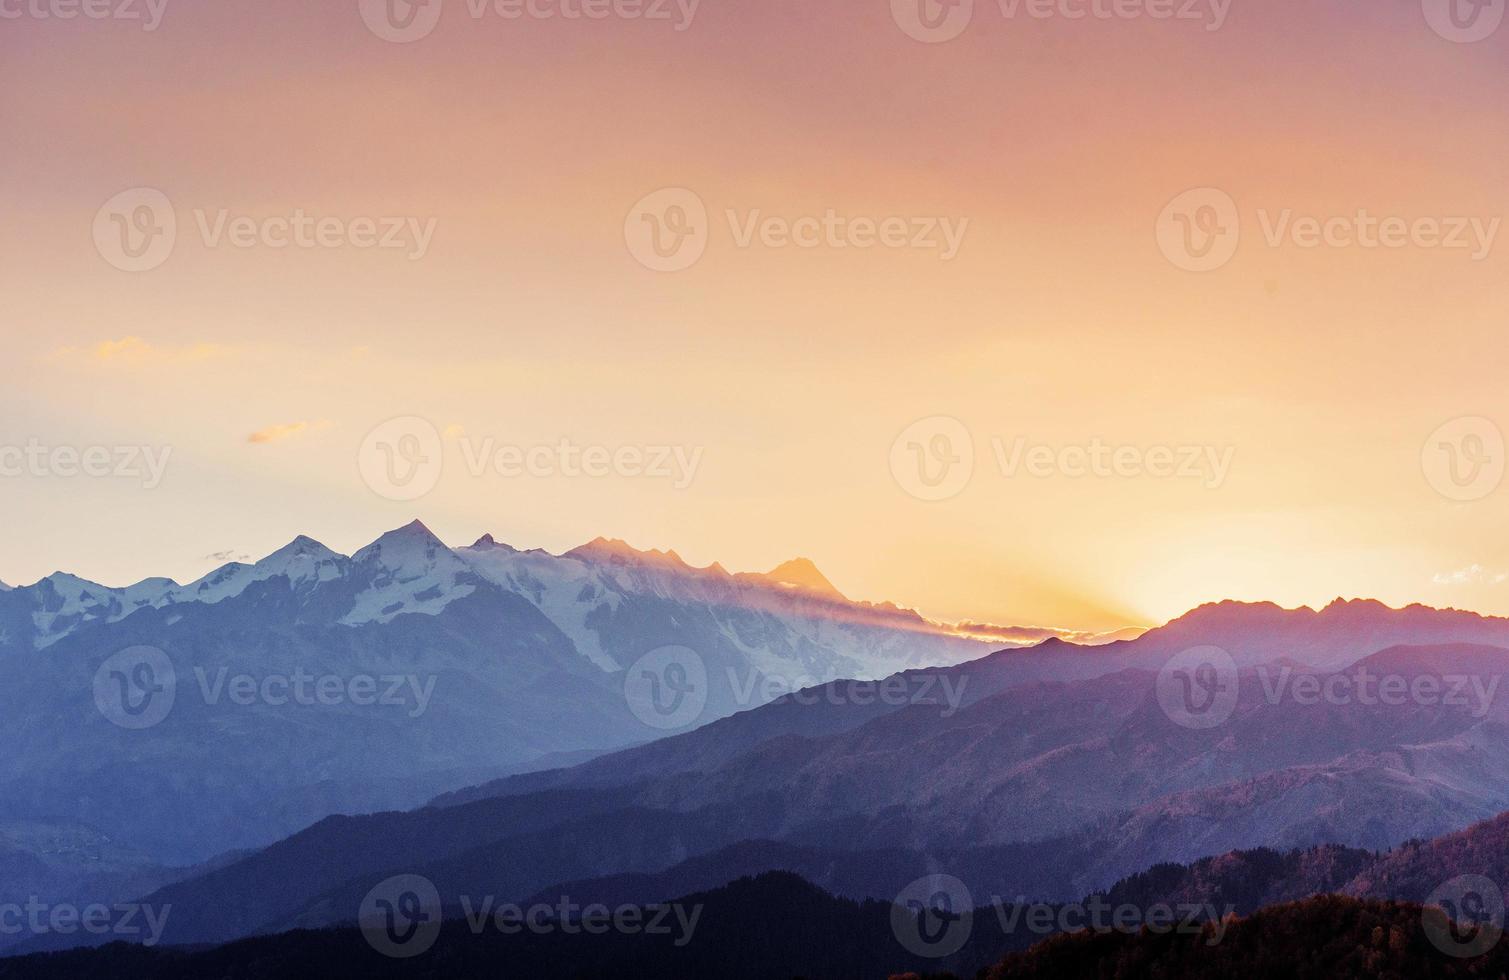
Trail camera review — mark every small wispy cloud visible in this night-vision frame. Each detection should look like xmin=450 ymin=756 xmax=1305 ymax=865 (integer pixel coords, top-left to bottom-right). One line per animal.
xmin=50 ymin=336 xmax=231 ymax=366
xmin=202 ymin=550 xmax=250 ymax=563
xmin=1433 ymin=565 xmax=1508 ymax=586
xmin=247 ymin=420 xmax=331 ymax=445
xmin=950 ymin=621 xmax=1147 ymax=646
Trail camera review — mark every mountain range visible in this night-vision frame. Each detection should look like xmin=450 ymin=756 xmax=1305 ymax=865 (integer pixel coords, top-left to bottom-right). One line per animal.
xmin=60 ymin=595 xmax=1509 ymax=958
xmin=0 ymin=522 xmax=993 ymax=918
xmin=11 ymin=807 xmax=1509 ymax=977
xmin=9 ymin=528 xmax=1509 ymax=972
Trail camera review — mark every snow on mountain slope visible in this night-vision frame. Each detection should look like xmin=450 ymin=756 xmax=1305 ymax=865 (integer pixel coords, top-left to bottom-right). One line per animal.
xmin=2 ymin=523 xmax=990 ymax=689
xmin=339 ymin=521 xmax=476 ymax=626
xmin=179 ymin=535 xmax=345 ymax=606
xmin=459 ymin=535 xmax=622 ymax=671
xmin=462 ymin=533 xmax=988 ymax=686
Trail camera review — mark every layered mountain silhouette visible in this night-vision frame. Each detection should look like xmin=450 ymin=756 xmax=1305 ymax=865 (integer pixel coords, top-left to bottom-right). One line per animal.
xmin=11 ymin=810 xmax=1509 ymax=978
xmin=0 ymin=522 xmax=991 ymax=916
xmin=8 ymin=537 xmax=1509 ymax=970
xmin=59 ymin=597 xmax=1508 ymax=960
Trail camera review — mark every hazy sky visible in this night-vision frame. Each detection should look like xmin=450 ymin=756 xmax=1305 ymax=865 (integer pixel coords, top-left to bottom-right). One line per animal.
xmin=2 ymin=0 xmax=1508 ymax=631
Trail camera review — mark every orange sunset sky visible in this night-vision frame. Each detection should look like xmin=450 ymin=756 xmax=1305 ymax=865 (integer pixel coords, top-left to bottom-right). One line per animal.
xmin=2 ymin=0 xmax=1507 ymax=632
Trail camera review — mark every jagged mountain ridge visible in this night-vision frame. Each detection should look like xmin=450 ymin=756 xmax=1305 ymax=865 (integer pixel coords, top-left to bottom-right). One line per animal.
xmin=0 ymin=522 xmax=996 ymax=893
xmin=1 ymin=522 xmax=985 ymax=675
xmin=113 ymin=625 xmax=1509 ymax=951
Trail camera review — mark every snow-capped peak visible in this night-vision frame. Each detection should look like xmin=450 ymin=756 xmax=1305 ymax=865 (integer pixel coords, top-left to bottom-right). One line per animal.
xmin=258 ymin=535 xmax=346 ymax=585
xmin=565 ymin=537 xmax=691 ymax=570
xmin=352 ymin=520 xmax=456 ymax=574
xmin=181 ymin=535 xmax=345 ymax=605
xmin=28 ymin=572 xmax=148 ymax=648
xmin=341 ymin=521 xmax=476 ymax=626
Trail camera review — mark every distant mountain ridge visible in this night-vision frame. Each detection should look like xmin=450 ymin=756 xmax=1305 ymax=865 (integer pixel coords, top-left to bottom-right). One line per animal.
xmin=2 ymin=521 xmax=979 ymax=651
xmin=1124 ymin=597 xmax=1509 ymax=668
xmin=109 ymin=599 xmax=1509 ymax=952
xmin=10 ymin=529 xmax=1509 ymax=960
xmin=12 ymin=813 xmax=1509 ymax=978
xmin=0 ymin=521 xmax=999 ymax=914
